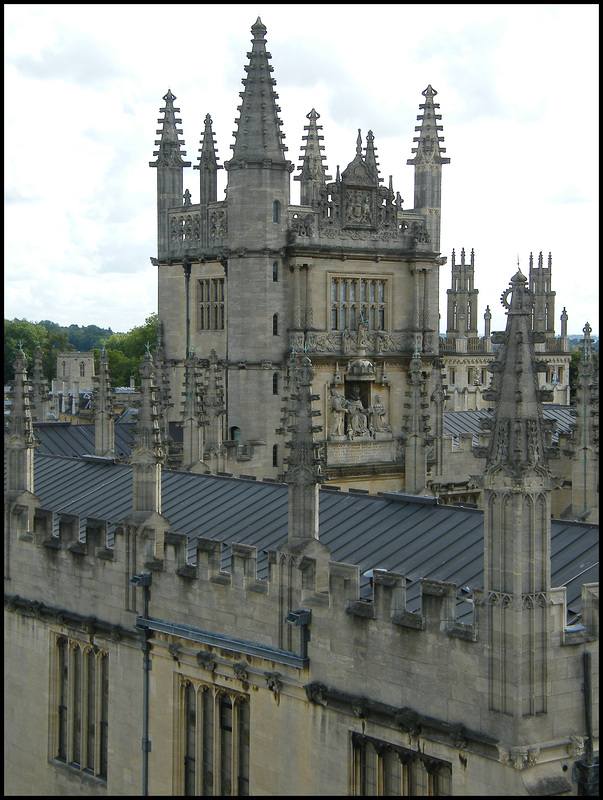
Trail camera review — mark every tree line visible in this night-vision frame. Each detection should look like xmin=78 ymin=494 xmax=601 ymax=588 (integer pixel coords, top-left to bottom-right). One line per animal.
xmin=4 ymin=315 xmax=158 ymax=388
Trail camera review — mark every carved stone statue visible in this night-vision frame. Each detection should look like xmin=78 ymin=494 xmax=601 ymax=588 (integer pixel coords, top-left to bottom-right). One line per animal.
xmin=346 ymin=388 xmax=369 ymax=438
xmin=328 ymin=387 xmax=347 ymax=438
xmin=369 ymin=394 xmax=390 ymax=434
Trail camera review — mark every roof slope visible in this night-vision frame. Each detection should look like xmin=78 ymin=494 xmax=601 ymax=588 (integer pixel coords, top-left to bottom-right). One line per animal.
xmin=22 ymin=453 xmax=598 ymax=624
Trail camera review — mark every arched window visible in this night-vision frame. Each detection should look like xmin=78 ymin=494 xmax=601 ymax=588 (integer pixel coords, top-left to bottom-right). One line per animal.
xmin=272 ymin=373 xmax=279 ymax=395
xmin=272 ymin=261 xmax=278 ymax=282
xmin=272 ymin=444 xmax=278 ymax=467
xmin=80 ymin=362 xmax=86 ymax=377
xmin=452 ymin=302 xmax=458 ymax=330
xmin=272 ymin=314 xmax=278 ymax=336
xmin=273 ymin=200 xmax=280 ymax=224
xmin=230 ymin=426 xmax=241 ymax=443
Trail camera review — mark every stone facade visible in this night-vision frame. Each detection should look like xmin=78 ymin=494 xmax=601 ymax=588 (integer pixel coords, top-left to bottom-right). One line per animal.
xmin=4 ymin=264 xmax=599 ymax=796
xmin=150 ymin=20 xmax=448 ymax=492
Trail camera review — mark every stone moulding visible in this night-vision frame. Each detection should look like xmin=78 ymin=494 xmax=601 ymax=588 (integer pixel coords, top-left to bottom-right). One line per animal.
xmin=304 ymin=681 xmax=499 ymax=755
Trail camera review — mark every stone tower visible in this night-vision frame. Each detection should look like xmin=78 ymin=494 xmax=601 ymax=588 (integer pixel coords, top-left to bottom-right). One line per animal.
xmin=152 ymin=19 xmax=450 ymax=492
xmin=446 ymin=247 xmax=479 ymax=338
xmin=476 ymin=270 xmax=559 ymax=720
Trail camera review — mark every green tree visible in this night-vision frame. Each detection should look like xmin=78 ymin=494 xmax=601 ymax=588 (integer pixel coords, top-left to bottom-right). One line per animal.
xmin=100 ymin=313 xmax=158 ymax=387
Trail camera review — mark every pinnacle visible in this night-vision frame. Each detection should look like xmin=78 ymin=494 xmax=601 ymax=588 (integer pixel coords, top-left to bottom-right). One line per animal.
xmin=150 ymin=89 xmax=191 ymax=169
xmin=407 ymin=85 xmax=450 ymax=167
xmin=229 ymin=19 xmax=290 ymax=165
xmin=482 ymin=270 xmax=554 ymax=481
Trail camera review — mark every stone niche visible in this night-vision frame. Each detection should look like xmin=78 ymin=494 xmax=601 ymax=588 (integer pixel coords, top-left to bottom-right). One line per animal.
xmin=326 ymin=355 xmax=393 ymax=465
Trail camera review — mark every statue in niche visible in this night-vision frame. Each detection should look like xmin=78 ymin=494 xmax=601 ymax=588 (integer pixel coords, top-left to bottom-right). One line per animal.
xmin=369 ymin=394 xmax=391 ymax=435
xmin=328 ymin=387 xmax=347 ymax=438
xmin=346 ymin=387 xmax=369 ymax=438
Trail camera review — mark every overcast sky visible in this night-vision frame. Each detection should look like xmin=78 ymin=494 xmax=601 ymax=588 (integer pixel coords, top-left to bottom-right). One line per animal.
xmin=5 ymin=4 xmax=599 ymax=336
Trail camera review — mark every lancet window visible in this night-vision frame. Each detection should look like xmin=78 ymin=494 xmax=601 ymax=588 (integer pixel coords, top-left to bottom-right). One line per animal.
xmin=179 ymin=677 xmax=250 ymax=796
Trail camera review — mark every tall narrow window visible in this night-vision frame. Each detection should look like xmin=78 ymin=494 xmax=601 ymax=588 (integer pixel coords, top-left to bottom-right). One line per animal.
xmin=72 ymin=644 xmax=82 ymax=766
xmin=272 ymin=444 xmax=278 ymax=467
xmin=202 ymin=689 xmax=214 ymax=796
xmin=273 ymin=200 xmax=280 ymax=223
xmin=220 ymin=695 xmax=233 ymax=795
xmin=80 ymin=362 xmax=86 ymax=377
xmin=184 ymin=683 xmax=196 ymax=796
xmin=272 ymin=262 xmax=278 ymax=282
xmin=237 ymin=700 xmax=250 ymax=796
xmin=57 ymin=637 xmax=68 ymax=762
xmin=273 ymin=373 xmax=279 ymax=395
xmin=52 ymin=635 xmax=108 ymax=781
xmin=273 ymin=314 xmax=279 ymax=336
xmin=85 ymin=649 xmax=96 ymax=772
xmin=180 ymin=679 xmax=250 ymax=797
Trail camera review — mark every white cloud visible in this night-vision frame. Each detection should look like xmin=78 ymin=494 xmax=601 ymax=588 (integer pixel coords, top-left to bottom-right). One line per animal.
xmin=4 ymin=3 xmax=599 ymax=335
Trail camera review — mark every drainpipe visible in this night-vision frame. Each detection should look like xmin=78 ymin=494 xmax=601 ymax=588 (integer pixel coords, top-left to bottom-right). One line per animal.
xmin=130 ymin=572 xmax=153 ymax=796
xmin=183 ymin=259 xmax=191 ymax=357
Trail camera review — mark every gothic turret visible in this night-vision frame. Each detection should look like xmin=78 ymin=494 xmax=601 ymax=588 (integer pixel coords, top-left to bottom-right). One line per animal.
xmin=529 ymin=252 xmax=555 ymax=337
xmin=476 ymin=270 xmax=558 ymax=722
xmin=295 ymin=109 xmax=331 ymax=207
xmin=150 ymin=89 xmax=191 ymax=258
xmin=195 ymin=113 xmax=222 ymax=207
xmin=446 ymin=248 xmax=479 ymax=337
xmin=407 ymin=85 xmax=450 ymax=253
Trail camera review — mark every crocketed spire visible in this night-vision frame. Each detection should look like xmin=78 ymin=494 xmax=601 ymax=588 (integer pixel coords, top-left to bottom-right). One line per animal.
xmin=229 ymin=18 xmax=289 ymax=165
xmin=149 ymin=89 xmax=191 ymax=169
xmin=195 ymin=113 xmax=222 ymax=206
xmin=296 ymin=108 xmax=331 ymax=206
xmin=406 ymin=85 xmax=450 ymax=168
xmin=480 ymin=270 xmax=556 ymax=481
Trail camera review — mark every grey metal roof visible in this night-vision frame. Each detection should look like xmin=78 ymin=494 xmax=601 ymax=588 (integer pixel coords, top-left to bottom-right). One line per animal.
xmin=21 ymin=452 xmax=598 ymax=625
xmin=32 ymin=422 xmax=134 ymax=459
xmin=444 ymin=405 xmax=575 ymax=445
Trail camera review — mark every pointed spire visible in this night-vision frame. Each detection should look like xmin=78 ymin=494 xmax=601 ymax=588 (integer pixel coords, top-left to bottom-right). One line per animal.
xmin=195 ymin=112 xmax=222 ymax=206
xmin=406 ymin=86 xmax=449 ymax=252
xmin=30 ymin=345 xmax=49 ymax=423
xmin=149 ymin=89 xmax=191 ymax=169
xmin=282 ymin=356 xmax=324 ymax=545
xmin=180 ymin=349 xmax=207 ymax=469
xmin=91 ymin=350 xmax=116 ymax=458
xmin=6 ymin=347 xmax=37 ymax=495
xmin=407 ymin=85 xmax=450 ymax=168
xmin=295 ymin=108 xmax=331 ymax=206
xmin=481 ymin=270 xmax=555 ymax=481
xmin=364 ymin=130 xmax=380 ymax=183
xmin=228 ymin=18 xmax=290 ymax=166
xmin=130 ymin=352 xmax=164 ymax=516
